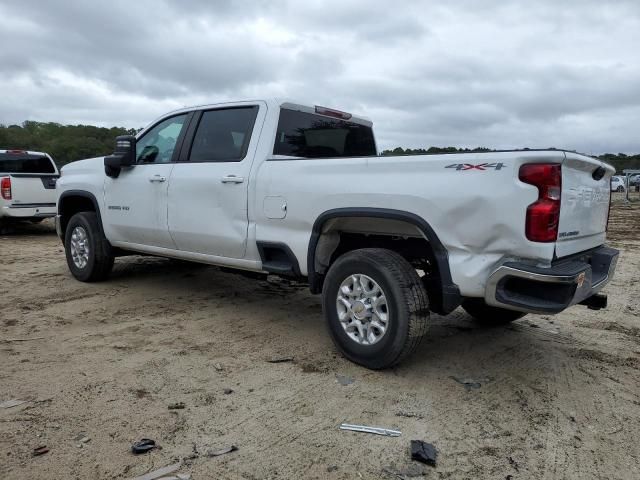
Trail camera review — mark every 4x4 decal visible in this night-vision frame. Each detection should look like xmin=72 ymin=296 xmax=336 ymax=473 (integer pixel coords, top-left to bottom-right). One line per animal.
xmin=445 ymin=163 xmax=505 ymax=171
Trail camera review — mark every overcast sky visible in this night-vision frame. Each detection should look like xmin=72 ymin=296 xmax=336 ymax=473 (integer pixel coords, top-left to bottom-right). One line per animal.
xmin=1 ymin=0 xmax=639 ymax=153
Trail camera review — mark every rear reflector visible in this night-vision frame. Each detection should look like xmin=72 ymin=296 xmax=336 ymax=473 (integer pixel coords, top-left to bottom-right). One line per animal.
xmin=1 ymin=177 xmax=11 ymax=200
xmin=519 ymin=163 xmax=561 ymax=242
xmin=7 ymin=150 xmax=26 ymax=155
xmin=314 ymin=106 xmax=352 ymax=120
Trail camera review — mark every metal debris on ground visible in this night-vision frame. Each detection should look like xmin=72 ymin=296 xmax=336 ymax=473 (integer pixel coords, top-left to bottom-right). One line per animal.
xmin=450 ymin=376 xmax=489 ymax=390
xmin=335 ymin=374 xmax=355 ymax=386
xmin=2 ymin=337 xmax=46 ymax=343
xmin=32 ymin=446 xmax=49 ymax=456
xmin=129 ymin=461 xmax=182 ymax=480
xmin=267 ymin=356 xmax=294 ymax=363
xmin=168 ymin=402 xmax=186 ymax=410
xmin=205 ymin=445 xmax=238 ymax=457
xmin=74 ymin=432 xmax=90 ymax=447
xmin=131 ymin=438 xmax=158 ymax=455
xmin=410 ymin=440 xmax=437 ymax=466
xmin=339 ymin=423 xmax=401 ymax=437
xmin=223 ymin=388 xmax=234 ymax=395
xmin=0 ymin=399 xmax=27 ymax=409
xmin=395 ymin=410 xmax=424 ymax=419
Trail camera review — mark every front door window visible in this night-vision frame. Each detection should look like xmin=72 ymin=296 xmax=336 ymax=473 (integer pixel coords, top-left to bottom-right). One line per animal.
xmin=136 ymin=114 xmax=188 ymax=164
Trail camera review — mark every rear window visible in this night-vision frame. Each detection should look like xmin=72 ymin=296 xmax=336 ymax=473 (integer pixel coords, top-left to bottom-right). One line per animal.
xmin=0 ymin=153 xmax=56 ymax=174
xmin=273 ymin=109 xmax=376 ymax=158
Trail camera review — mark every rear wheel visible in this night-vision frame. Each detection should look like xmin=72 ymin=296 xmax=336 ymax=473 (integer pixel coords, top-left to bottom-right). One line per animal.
xmin=616 ymin=186 xmax=624 ymax=192
xmin=322 ymin=248 xmax=429 ymax=369
xmin=461 ymin=298 xmax=526 ymax=325
xmin=64 ymin=212 xmax=114 ymax=282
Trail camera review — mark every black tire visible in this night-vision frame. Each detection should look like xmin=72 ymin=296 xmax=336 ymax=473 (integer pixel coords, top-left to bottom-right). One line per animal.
xmin=64 ymin=212 xmax=114 ymax=282
xmin=322 ymin=248 xmax=429 ymax=370
xmin=616 ymin=186 xmax=624 ymax=192
xmin=461 ymin=298 xmax=526 ymax=325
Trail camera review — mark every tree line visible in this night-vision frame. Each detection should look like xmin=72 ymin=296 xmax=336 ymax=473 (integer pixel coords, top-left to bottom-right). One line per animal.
xmin=1 ymin=121 xmax=638 ymax=173
xmin=0 ymin=121 xmax=137 ymax=166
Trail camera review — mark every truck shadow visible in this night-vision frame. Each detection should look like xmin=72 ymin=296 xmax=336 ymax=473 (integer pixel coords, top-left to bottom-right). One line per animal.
xmin=105 ymin=255 xmax=579 ymax=380
xmin=0 ymin=219 xmax=57 ymax=236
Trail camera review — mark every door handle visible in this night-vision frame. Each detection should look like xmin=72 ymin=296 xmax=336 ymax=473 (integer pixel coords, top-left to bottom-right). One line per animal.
xmin=149 ymin=175 xmax=166 ymax=183
xmin=221 ymin=175 xmax=244 ymax=184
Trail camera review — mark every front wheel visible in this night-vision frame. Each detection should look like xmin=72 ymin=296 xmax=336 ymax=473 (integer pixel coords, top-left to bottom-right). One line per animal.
xmin=322 ymin=248 xmax=429 ymax=369
xmin=461 ymin=298 xmax=526 ymax=325
xmin=616 ymin=186 xmax=624 ymax=192
xmin=64 ymin=212 xmax=114 ymax=282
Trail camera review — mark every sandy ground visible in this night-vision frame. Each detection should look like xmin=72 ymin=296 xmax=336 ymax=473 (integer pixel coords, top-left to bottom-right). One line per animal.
xmin=1 ymin=196 xmax=639 ymax=480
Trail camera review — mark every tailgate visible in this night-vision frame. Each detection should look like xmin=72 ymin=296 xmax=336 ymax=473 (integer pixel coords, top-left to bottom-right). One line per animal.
xmin=6 ymin=174 xmax=58 ymax=205
xmin=556 ymin=152 xmax=614 ymax=258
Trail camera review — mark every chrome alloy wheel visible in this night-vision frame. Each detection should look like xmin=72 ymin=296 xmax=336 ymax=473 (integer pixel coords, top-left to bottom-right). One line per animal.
xmin=336 ymin=274 xmax=389 ymax=345
xmin=70 ymin=226 xmax=90 ymax=269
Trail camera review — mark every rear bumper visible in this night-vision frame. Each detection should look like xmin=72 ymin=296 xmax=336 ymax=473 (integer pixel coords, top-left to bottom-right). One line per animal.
xmin=1 ymin=203 xmax=56 ymax=219
xmin=485 ymin=246 xmax=619 ymax=314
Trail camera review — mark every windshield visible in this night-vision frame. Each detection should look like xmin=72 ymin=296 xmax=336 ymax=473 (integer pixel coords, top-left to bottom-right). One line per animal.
xmin=0 ymin=153 xmax=56 ymax=174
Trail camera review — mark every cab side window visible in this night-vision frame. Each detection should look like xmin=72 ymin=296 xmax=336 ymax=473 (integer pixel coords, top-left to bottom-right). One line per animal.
xmin=136 ymin=114 xmax=188 ymax=164
xmin=189 ymin=107 xmax=258 ymax=162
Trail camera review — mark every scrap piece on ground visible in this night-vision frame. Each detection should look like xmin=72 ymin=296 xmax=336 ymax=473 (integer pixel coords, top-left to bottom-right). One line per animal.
xmin=131 ymin=438 xmax=158 ymax=454
xmin=450 ymin=376 xmax=488 ymax=390
xmin=339 ymin=423 xmax=401 ymax=437
xmin=335 ymin=374 xmax=355 ymax=386
xmin=2 ymin=337 xmax=46 ymax=343
xmin=0 ymin=399 xmax=27 ymax=409
xmin=410 ymin=440 xmax=437 ymax=466
xmin=205 ymin=445 xmax=238 ymax=457
xmin=129 ymin=462 xmax=181 ymax=480
xmin=32 ymin=446 xmax=49 ymax=456
xmin=267 ymin=356 xmax=294 ymax=363
xmin=73 ymin=432 xmax=90 ymax=443
xmin=168 ymin=402 xmax=186 ymax=410
xmin=223 ymin=388 xmax=234 ymax=395
xmin=395 ymin=411 xmax=424 ymax=419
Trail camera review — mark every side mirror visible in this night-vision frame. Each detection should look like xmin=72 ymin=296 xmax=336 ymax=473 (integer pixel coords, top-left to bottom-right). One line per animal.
xmin=104 ymin=135 xmax=136 ymax=178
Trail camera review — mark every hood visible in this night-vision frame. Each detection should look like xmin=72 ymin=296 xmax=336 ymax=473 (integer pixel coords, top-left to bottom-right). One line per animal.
xmin=60 ymin=156 xmax=105 ymax=174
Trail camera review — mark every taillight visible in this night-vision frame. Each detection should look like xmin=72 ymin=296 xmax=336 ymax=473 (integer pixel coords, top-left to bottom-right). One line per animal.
xmin=519 ymin=163 xmax=561 ymax=242
xmin=1 ymin=177 xmax=11 ymax=200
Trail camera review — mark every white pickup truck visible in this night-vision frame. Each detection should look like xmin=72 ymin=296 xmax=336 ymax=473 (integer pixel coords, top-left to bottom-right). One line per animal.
xmin=55 ymin=99 xmax=619 ymax=369
xmin=1 ymin=150 xmax=59 ymax=229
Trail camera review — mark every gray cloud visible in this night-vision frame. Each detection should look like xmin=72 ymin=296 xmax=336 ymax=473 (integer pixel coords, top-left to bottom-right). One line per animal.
xmin=1 ymin=0 xmax=639 ymax=153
